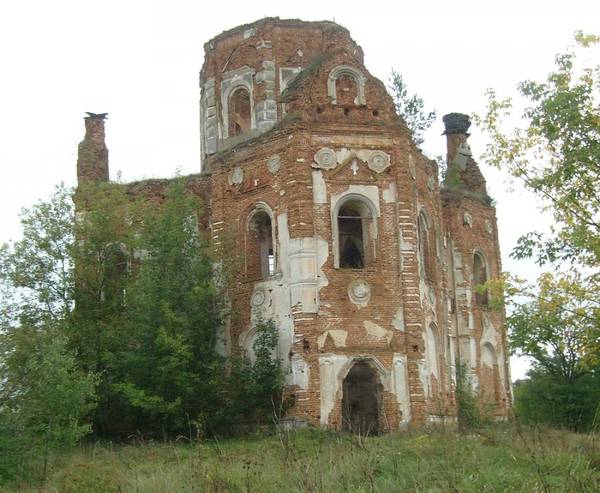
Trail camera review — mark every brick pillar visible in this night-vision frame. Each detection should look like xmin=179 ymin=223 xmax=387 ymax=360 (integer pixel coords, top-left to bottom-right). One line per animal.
xmin=77 ymin=113 xmax=109 ymax=184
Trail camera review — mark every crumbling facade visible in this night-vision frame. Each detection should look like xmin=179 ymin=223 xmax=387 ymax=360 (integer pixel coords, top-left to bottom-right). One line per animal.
xmin=77 ymin=18 xmax=512 ymax=433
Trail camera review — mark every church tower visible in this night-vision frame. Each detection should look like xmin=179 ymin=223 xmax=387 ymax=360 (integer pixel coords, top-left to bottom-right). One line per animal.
xmin=199 ymin=18 xmax=511 ymax=432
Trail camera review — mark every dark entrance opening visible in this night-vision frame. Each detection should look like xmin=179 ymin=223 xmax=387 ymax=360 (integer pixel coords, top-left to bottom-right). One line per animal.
xmin=342 ymin=361 xmax=380 ymax=435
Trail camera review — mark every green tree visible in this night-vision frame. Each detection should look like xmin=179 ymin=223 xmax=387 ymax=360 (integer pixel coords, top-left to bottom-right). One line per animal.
xmin=508 ymin=273 xmax=600 ymax=430
xmin=0 ymin=331 xmax=97 ymax=482
xmin=224 ymin=318 xmax=286 ymax=432
xmin=111 ymin=179 xmax=225 ymax=435
xmin=476 ymin=32 xmax=600 ymax=272
xmin=0 ymin=185 xmax=98 ymax=483
xmin=476 ymin=34 xmax=600 ymax=428
xmin=388 ymin=69 xmax=436 ymax=146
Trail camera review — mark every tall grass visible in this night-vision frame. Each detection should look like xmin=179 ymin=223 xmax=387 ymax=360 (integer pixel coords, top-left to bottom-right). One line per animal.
xmin=3 ymin=424 xmax=599 ymax=492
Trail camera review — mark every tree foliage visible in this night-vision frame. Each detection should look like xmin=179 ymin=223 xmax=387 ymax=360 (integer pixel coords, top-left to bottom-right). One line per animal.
xmin=477 ymin=33 xmax=600 ymax=430
xmin=388 ymin=69 xmax=436 ymax=146
xmin=0 ymin=178 xmax=286 ymax=475
xmin=476 ymin=32 xmax=600 ymax=272
xmin=110 ymin=179 xmax=225 ymax=435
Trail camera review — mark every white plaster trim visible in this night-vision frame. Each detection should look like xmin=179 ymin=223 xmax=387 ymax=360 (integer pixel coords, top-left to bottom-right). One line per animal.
xmin=330 ymin=186 xmax=380 ymax=269
xmin=221 ymin=66 xmax=256 ymax=139
xmin=327 ymin=65 xmax=367 ymax=105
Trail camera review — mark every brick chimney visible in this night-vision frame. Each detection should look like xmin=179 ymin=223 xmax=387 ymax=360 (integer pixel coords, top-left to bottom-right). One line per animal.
xmin=442 ymin=112 xmax=490 ymax=202
xmin=443 ymin=112 xmax=471 ymax=166
xmin=77 ymin=113 xmax=109 ymax=184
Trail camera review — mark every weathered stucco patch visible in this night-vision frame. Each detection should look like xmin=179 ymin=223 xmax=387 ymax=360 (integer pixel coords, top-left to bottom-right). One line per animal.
xmin=291 ymin=354 xmax=310 ymax=390
xmin=383 ymin=182 xmax=397 ymax=203
xmin=319 ymin=354 xmax=348 ymax=426
xmin=364 ymin=320 xmax=393 ymax=345
xmin=418 ymin=359 xmax=430 ymax=398
xmin=392 ymin=307 xmax=405 ymax=331
xmin=311 ymin=170 xmax=327 ymax=204
xmin=317 ymin=329 xmax=348 ymax=349
xmin=392 ymin=354 xmax=411 ymax=428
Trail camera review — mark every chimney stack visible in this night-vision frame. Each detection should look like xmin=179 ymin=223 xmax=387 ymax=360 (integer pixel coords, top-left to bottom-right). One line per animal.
xmin=442 ymin=112 xmax=490 ymax=202
xmin=76 ymin=113 xmax=109 ymax=184
xmin=443 ymin=112 xmax=470 ymax=167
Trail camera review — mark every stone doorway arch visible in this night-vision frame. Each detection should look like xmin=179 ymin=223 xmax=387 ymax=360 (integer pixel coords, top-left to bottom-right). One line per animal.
xmin=342 ymin=360 xmax=381 ymax=435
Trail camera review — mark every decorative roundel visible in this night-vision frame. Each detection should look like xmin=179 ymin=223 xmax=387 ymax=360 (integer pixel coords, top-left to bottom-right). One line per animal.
xmin=367 ymin=151 xmax=391 ymax=173
xmin=314 ymin=147 xmax=337 ymax=170
xmin=267 ymin=154 xmax=281 ymax=174
xmin=228 ymin=166 xmax=244 ymax=186
xmin=463 ymin=211 xmax=473 ymax=228
xmin=348 ymin=279 xmax=371 ymax=307
xmin=484 ymin=219 xmax=493 ymax=234
xmin=251 ymin=289 xmax=266 ymax=307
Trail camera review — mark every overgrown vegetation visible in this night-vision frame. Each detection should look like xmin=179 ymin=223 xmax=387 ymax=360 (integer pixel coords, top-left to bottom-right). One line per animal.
xmin=0 ymin=180 xmax=285 ymax=484
xmin=2 ymin=425 xmax=599 ymax=492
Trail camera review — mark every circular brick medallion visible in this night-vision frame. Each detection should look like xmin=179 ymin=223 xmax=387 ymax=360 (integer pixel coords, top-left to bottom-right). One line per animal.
xmin=251 ymin=289 xmax=266 ymax=307
xmin=314 ymin=147 xmax=337 ymax=170
xmin=484 ymin=219 xmax=493 ymax=234
xmin=228 ymin=166 xmax=244 ymax=186
xmin=267 ymin=154 xmax=281 ymax=174
xmin=463 ymin=211 xmax=473 ymax=228
xmin=367 ymin=151 xmax=391 ymax=173
xmin=348 ymin=279 xmax=371 ymax=307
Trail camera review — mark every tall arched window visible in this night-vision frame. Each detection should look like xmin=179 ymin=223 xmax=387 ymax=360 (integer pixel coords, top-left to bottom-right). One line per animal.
xmin=228 ymin=87 xmax=251 ymax=137
xmin=337 ymin=198 xmax=375 ymax=269
xmin=425 ymin=323 xmax=440 ymax=379
xmin=473 ymin=252 xmax=489 ymax=306
xmin=247 ymin=210 xmax=274 ymax=280
xmin=417 ymin=210 xmax=433 ymax=281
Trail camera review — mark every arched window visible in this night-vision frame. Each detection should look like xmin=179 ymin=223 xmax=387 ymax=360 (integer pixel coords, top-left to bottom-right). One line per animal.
xmin=481 ymin=342 xmax=500 ymax=405
xmin=473 ymin=252 xmax=489 ymax=306
xmin=228 ymin=87 xmax=251 ymax=137
xmin=337 ymin=198 xmax=375 ymax=269
xmin=327 ymin=65 xmax=366 ymax=106
xmin=335 ymin=74 xmax=358 ymax=106
xmin=425 ymin=323 xmax=440 ymax=379
xmin=417 ymin=210 xmax=434 ymax=281
xmin=247 ymin=210 xmax=275 ymax=280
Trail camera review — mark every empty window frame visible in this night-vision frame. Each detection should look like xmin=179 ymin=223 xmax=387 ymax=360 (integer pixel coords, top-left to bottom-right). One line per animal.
xmin=337 ymin=198 xmax=375 ymax=269
xmin=247 ymin=210 xmax=275 ymax=280
xmin=473 ymin=251 xmax=489 ymax=306
xmin=228 ymin=87 xmax=251 ymax=137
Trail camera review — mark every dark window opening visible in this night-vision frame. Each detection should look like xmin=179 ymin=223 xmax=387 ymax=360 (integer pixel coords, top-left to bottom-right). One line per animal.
xmin=247 ymin=211 xmax=274 ymax=280
xmin=338 ymin=202 xmax=372 ymax=269
xmin=473 ymin=252 xmax=489 ymax=306
xmin=228 ymin=88 xmax=251 ymax=137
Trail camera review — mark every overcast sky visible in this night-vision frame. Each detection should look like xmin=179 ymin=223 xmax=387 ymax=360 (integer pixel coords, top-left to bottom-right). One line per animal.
xmin=1 ymin=0 xmax=598 ymax=379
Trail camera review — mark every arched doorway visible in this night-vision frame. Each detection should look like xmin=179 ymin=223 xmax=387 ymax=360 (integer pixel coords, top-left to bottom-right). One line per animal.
xmin=342 ymin=361 xmax=381 ymax=435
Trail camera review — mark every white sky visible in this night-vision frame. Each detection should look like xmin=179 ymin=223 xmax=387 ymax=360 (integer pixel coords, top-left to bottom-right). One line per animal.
xmin=1 ymin=0 xmax=598 ymax=380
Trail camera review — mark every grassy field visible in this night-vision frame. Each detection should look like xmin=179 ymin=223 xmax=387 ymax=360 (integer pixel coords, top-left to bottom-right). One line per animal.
xmin=3 ymin=424 xmax=600 ymax=492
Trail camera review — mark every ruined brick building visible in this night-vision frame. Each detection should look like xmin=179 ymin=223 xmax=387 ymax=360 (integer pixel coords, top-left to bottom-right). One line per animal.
xmin=77 ymin=18 xmax=512 ymax=433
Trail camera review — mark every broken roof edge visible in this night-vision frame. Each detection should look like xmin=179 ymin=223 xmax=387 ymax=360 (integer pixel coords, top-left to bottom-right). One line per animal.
xmin=203 ymin=17 xmax=349 ymax=49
